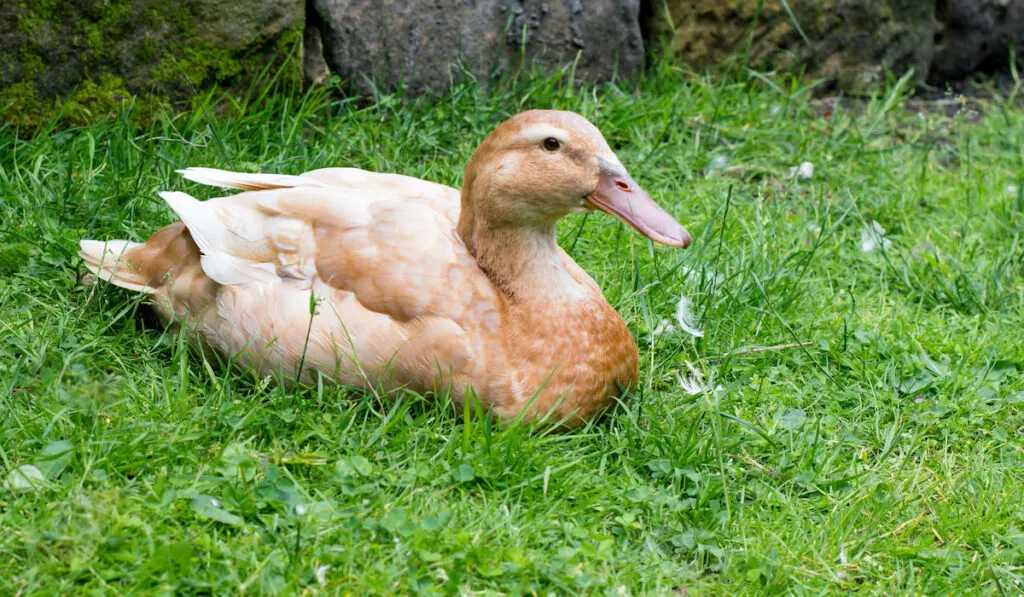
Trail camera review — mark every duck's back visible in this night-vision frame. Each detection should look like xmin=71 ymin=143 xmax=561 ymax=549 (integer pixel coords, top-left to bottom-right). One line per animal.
xmin=79 ymin=168 xmax=510 ymax=398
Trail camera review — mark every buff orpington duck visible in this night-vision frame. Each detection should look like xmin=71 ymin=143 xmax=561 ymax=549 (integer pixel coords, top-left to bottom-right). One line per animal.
xmin=79 ymin=110 xmax=691 ymax=427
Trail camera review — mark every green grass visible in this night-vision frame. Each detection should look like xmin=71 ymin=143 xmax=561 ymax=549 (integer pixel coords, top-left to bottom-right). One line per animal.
xmin=1 ymin=64 xmax=1023 ymax=595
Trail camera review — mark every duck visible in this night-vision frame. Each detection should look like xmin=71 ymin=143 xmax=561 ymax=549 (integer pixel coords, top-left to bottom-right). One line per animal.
xmin=79 ymin=110 xmax=691 ymax=427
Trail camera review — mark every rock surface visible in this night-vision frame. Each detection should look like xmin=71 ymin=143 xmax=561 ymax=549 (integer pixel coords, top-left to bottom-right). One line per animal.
xmin=308 ymin=0 xmax=645 ymax=95
xmin=0 ymin=0 xmax=303 ymax=123
xmin=931 ymin=0 xmax=1024 ymax=81
xmin=2 ymin=0 xmax=1022 ymax=126
xmin=642 ymin=0 xmax=935 ymax=91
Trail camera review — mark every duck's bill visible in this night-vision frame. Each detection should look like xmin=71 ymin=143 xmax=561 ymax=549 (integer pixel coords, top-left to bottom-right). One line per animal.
xmin=586 ymin=162 xmax=691 ymax=248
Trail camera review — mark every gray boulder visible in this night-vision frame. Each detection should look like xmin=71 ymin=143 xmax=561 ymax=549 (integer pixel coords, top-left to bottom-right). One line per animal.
xmin=307 ymin=0 xmax=645 ymax=95
xmin=931 ymin=0 xmax=1024 ymax=81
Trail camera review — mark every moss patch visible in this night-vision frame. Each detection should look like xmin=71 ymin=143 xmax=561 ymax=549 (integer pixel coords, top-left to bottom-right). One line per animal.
xmin=1 ymin=0 xmax=303 ymax=131
xmin=0 ymin=76 xmax=166 ymax=129
xmin=151 ymin=41 xmax=245 ymax=91
xmin=0 ymin=82 xmax=49 ymax=127
xmin=63 ymin=75 xmax=166 ymax=127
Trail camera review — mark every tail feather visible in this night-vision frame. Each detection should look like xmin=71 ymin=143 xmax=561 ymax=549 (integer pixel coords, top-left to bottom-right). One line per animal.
xmin=78 ymin=239 xmax=155 ymax=293
xmin=159 ymin=190 xmax=279 ymax=287
xmin=177 ymin=167 xmax=326 ymax=191
xmin=159 ymin=191 xmax=218 ymax=255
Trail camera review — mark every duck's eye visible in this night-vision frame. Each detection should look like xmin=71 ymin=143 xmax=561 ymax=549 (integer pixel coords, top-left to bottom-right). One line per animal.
xmin=542 ymin=137 xmax=561 ymax=152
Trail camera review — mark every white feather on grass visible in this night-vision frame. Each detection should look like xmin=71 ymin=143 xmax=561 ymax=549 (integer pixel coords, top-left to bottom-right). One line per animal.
xmin=676 ymin=362 xmax=722 ymax=396
xmin=652 ymin=319 xmax=676 ymax=336
xmin=675 ymin=295 xmax=704 ymax=338
xmin=860 ymin=220 xmax=892 ymax=253
xmin=788 ymin=161 xmax=814 ymax=180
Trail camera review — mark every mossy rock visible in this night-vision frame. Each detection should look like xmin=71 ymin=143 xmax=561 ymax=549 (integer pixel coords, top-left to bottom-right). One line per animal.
xmin=643 ymin=0 xmax=935 ymax=92
xmin=0 ymin=0 xmax=303 ymax=128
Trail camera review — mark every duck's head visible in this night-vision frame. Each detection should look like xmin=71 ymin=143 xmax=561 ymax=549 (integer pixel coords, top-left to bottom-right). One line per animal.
xmin=459 ymin=110 xmax=691 ymax=249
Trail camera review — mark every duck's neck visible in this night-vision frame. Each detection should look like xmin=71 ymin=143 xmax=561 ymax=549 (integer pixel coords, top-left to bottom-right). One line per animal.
xmin=459 ymin=216 xmax=584 ymax=303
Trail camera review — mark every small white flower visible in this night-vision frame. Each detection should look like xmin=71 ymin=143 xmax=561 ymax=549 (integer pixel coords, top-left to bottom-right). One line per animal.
xmin=1008 ymin=184 xmax=1019 ymax=195
xmin=294 ymin=504 xmax=307 ymax=516
xmin=860 ymin=220 xmax=892 ymax=253
xmin=708 ymin=156 xmax=729 ymax=171
xmin=315 ymin=565 xmax=331 ymax=586
xmin=788 ymin=161 xmax=814 ymax=180
xmin=675 ymin=295 xmax=704 ymax=338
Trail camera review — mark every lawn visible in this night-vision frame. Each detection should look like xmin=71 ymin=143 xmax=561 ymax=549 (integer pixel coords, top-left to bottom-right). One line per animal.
xmin=1 ymin=64 xmax=1023 ymax=595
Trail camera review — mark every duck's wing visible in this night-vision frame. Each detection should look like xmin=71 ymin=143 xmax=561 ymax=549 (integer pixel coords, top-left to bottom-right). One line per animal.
xmin=81 ymin=167 xmax=506 ymax=395
xmin=166 ymin=167 xmax=493 ymax=323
